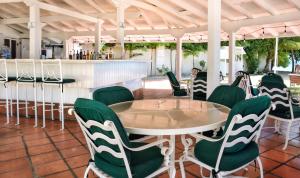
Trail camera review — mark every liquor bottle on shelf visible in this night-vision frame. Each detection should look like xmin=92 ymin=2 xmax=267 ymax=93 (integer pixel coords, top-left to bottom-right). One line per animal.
xmin=83 ymin=51 xmax=86 ymax=60
xmin=79 ymin=49 xmax=83 ymax=60
xmin=76 ymin=50 xmax=79 ymax=60
xmin=86 ymin=50 xmax=90 ymax=60
xmin=69 ymin=51 xmax=72 ymax=59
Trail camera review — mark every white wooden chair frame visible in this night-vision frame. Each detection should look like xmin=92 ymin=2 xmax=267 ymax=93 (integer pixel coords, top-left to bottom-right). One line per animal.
xmin=190 ymin=76 xmax=207 ymax=100
xmin=15 ymin=59 xmax=38 ymax=127
xmin=179 ymin=107 xmax=271 ymax=178
xmin=259 ymin=86 xmax=300 ymax=150
xmin=69 ymin=109 xmax=175 ymax=178
xmin=236 ymin=73 xmax=253 ymax=99
xmin=0 ymin=59 xmax=11 ymax=124
xmin=41 ymin=59 xmax=67 ymax=130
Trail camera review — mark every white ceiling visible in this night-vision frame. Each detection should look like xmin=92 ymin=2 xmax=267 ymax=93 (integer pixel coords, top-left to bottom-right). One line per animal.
xmin=1 ymin=0 xmax=300 ymax=42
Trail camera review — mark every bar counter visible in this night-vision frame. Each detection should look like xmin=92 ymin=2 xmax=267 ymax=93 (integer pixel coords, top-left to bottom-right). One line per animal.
xmin=1 ymin=59 xmax=149 ymax=103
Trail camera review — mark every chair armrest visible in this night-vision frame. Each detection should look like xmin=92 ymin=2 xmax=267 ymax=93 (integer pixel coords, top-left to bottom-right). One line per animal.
xmin=122 ymin=138 xmax=174 ymax=157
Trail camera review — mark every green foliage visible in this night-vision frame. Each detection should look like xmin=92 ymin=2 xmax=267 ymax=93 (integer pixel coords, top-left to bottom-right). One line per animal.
xmin=199 ymin=60 xmax=206 ymax=70
xmin=156 ymin=65 xmax=170 ymax=75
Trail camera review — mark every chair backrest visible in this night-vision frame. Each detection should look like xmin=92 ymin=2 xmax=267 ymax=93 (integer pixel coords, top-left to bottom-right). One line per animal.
xmin=41 ymin=59 xmax=63 ymax=83
xmin=166 ymin=71 xmax=180 ymax=91
xmin=215 ymin=96 xmax=271 ymax=171
xmin=232 ymin=74 xmax=252 ymax=99
xmin=93 ymin=86 xmax=134 ymax=106
xmin=208 ymin=85 xmax=246 ymax=109
xmin=15 ymin=59 xmax=36 ymax=82
xmin=259 ymin=81 xmax=292 ymax=117
xmin=73 ymin=98 xmax=133 ymax=176
xmin=191 ymin=67 xmax=201 ymax=78
xmin=0 ymin=59 xmax=8 ymax=82
xmin=192 ymin=72 xmax=207 ymax=101
xmin=261 ymin=73 xmax=284 ymax=85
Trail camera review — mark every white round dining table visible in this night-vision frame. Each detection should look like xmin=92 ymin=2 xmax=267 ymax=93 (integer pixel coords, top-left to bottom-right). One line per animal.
xmin=110 ymin=98 xmax=230 ymax=136
xmin=110 ymin=98 xmax=230 ymax=177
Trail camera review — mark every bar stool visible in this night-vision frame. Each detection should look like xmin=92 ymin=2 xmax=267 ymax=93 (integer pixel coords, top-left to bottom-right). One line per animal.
xmin=41 ymin=60 xmax=75 ymax=130
xmin=0 ymin=59 xmax=15 ymax=124
xmin=15 ymin=59 xmax=41 ymax=127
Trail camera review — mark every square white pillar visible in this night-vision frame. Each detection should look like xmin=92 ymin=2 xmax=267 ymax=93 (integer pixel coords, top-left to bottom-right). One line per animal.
xmin=207 ymin=0 xmax=221 ymax=97
xmin=28 ymin=3 xmax=41 ymax=59
xmin=175 ymin=37 xmax=183 ymax=80
xmin=228 ymin=32 xmax=236 ymax=83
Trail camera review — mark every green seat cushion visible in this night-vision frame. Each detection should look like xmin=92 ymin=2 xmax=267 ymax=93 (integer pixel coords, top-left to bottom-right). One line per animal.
xmin=174 ymin=89 xmax=187 ymax=96
xmin=270 ymin=105 xmax=300 ymax=119
xmin=74 ymin=98 xmax=131 ymax=167
xmin=43 ymin=78 xmax=75 ymax=84
xmin=208 ymin=85 xmax=246 ymax=109
xmin=252 ymin=87 xmax=259 ymax=96
xmin=94 ymin=142 xmax=164 ymax=178
xmin=194 ymin=139 xmax=259 ymax=172
xmin=93 ymin=86 xmax=134 ymax=106
xmin=17 ymin=77 xmax=43 ymax=82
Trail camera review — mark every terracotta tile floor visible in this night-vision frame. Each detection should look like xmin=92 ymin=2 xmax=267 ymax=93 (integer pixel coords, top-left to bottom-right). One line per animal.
xmin=0 ymin=89 xmax=300 ymax=178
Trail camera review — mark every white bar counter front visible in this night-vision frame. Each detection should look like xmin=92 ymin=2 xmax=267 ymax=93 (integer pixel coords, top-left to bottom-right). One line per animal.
xmin=2 ymin=59 xmax=149 ymax=103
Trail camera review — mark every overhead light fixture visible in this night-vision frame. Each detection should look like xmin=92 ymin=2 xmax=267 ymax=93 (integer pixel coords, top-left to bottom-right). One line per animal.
xmin=262 ymin=28 xmax=265 ymax=39
xmin=243 ymin=34 xmax=246 ymax=42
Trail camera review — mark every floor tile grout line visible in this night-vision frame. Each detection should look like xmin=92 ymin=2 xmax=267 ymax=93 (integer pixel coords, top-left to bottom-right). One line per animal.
xmin=21 ymin=134 xmax=39 ymax=178
xmin=44 ymin=129 xmax=78 ymax=178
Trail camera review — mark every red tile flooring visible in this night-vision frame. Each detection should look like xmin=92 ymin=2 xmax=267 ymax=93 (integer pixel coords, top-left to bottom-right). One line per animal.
xmin=0 ymin=89 xmax=300 ymax=178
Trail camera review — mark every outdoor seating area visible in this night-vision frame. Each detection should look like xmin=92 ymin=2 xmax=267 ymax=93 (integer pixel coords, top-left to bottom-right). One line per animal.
xmin=2 ymin=0 xmax=300 ymax=178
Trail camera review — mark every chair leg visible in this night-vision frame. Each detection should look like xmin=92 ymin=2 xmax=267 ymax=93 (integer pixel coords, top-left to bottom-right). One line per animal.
xmin=5 ymin=85 xmax=9 ymax=124
xmin=179 ymin=156 xmax=186 ymax=178
xmin=283 ymin=122 xmax=292 ymax=150
xmin=51 ymin=87 xmax=54 ymax=120
xmin=16 ymin=82 xmax=20 ymax=125
xmin=33 ymin=83 xmax=38 ymax=128
xmin=60 ymin=85 xmax=64 ymax=130
xmin=84 ymin=164 xmax=91 ymax=178
xmin=10 ymin=86 xmax=13 ymax=117
xmin=257 ymin=157 xmax=264 ymax=178
xmin=42 ymin=83 xmax=46 ymax=128
xmin=25 ymin=87 xmax=28 ymax=118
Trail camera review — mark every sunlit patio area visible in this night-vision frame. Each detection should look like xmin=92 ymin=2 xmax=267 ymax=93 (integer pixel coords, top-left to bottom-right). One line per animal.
xmin=2 ymin=0 xmax=300 ymax=178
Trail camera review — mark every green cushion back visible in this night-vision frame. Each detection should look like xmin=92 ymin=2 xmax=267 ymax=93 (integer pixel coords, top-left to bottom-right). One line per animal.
xmin=193 ymin=72 xmax=207 ymax=101
xmin=223 ymin=96 xmax=271 ymax=153
xmin=93 ymin=86 xmax=134 ymax=106
xmin=261 ymin=73 xmax=284 ymax=85
xmin=74 ymin=98 xmax=131 ymax=166
xmin=260 ymin=81 xmax=290 ymax=113
xmin=208 ymin=85 xmax=246 ymax=109
xmin=166 ymin=71 xmax=180 ymax=91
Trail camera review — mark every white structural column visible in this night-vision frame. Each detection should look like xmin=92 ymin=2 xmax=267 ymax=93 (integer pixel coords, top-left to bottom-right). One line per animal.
xmin=207 ymin=0 xmax=221 ymax=97
xmin=116 ymin=2 xmax=126 ymax=59
xmin=274 ymin=36 xmax=279 ymax=73
xmin=95 ymin=19 xmax=103 ymax=59
xmin=175 ymin=37 xmax=183 ymax=80
xmin=28 ymin=2 xmax=41 ymax=59
xmin=228 ymin=32 xmax=236 ymax=83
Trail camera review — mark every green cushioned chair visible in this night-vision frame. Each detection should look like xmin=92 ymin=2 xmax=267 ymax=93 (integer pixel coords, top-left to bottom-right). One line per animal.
xmin=261 ymin=73 xmax=284 ymax=85
xmin=93 ymin=86 xmax=134 ymax=106
xmin=93 ymin=86 xmax=146 ymax=140
xmin=208 ymin=85 xmax=246 ymax=109
xmin=259 ymin=81 xmax=300 ymax=150
xmin=192 ymin=72 xmax=207 ymax=101
xmin=72 ymin=98 xmax=174 ymax=178
xmin=232 ymin=71 xmax=258 ymax=98
xmin=203 ymin=85 xmax=246 ymax=137
xmin=166 ymin=71 xmax=188 ymax=97
xmin=179 ymin=96 xmax=271 ymax=177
